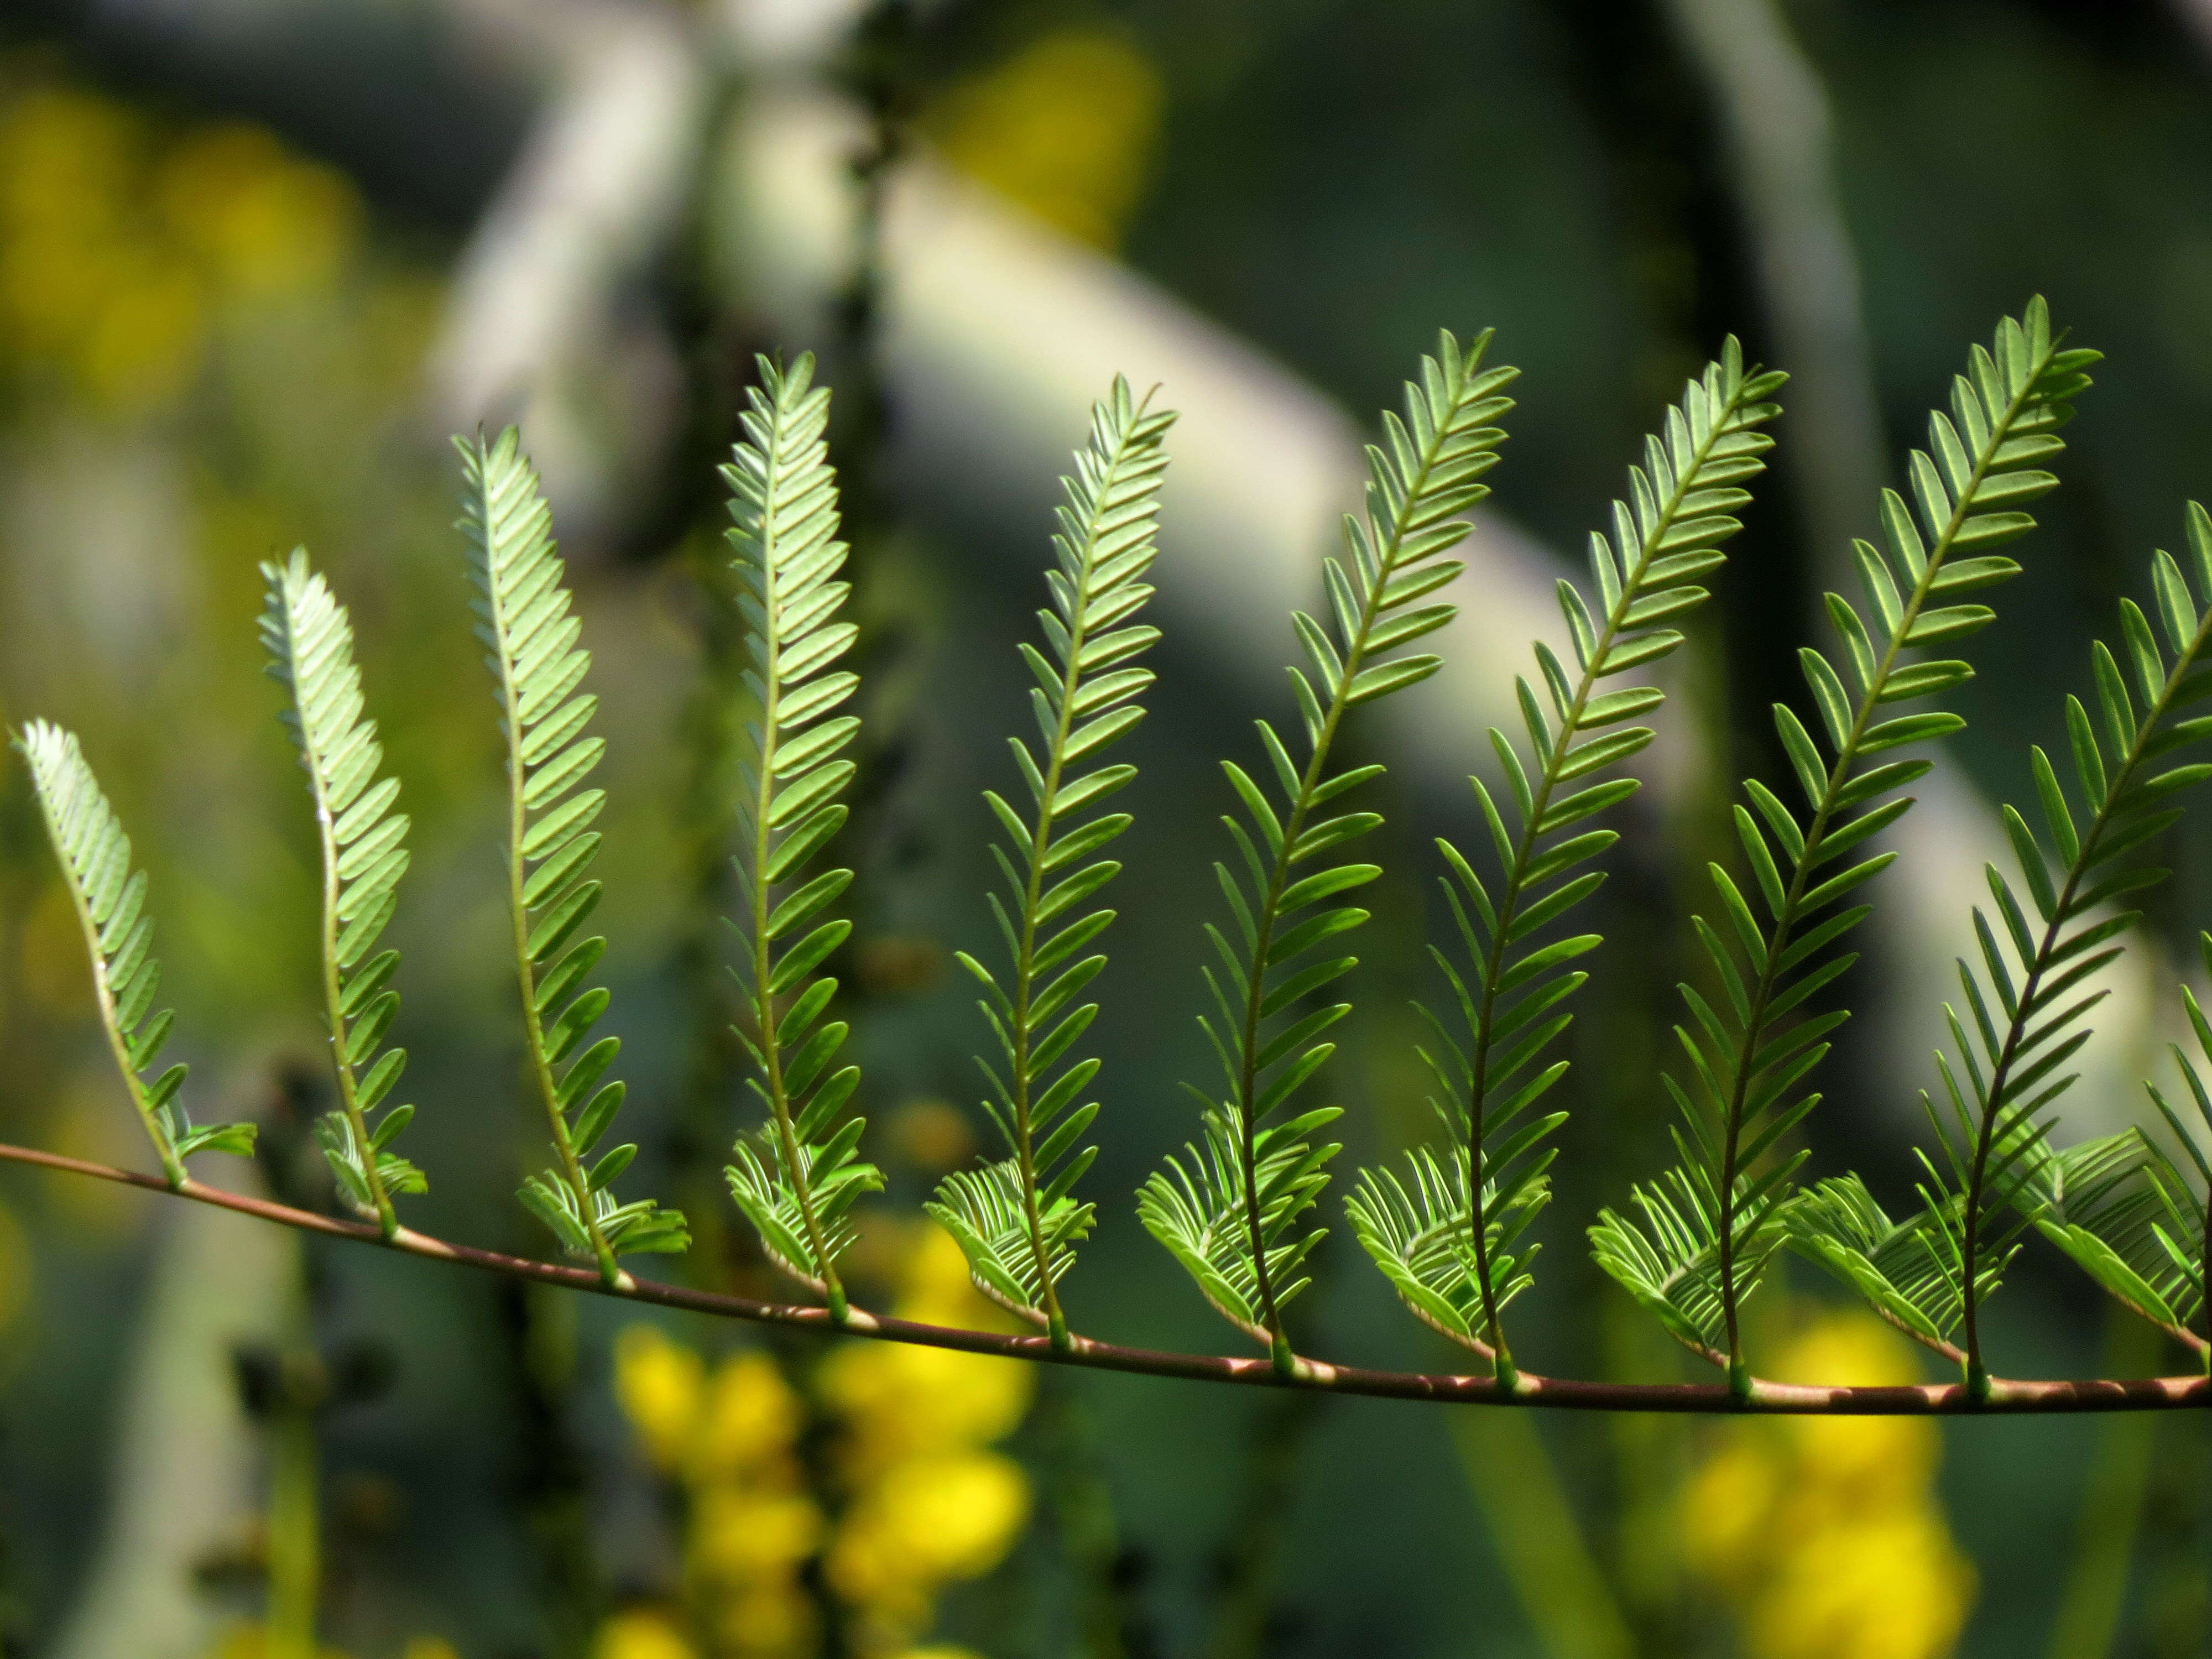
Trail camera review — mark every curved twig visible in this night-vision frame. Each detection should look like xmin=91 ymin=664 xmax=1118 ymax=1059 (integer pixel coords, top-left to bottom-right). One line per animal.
xmin=2 ymin=1139 xmax=2201 ymax=1417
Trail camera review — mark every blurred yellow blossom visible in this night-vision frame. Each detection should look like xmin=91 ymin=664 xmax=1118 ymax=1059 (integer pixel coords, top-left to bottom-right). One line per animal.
xmin=594 ymin=1610 xmax=697 ymax=1659
xmin=615 ymin=1324 xmax=708 ymax=1473
xmin=156 ymin=124 xmax=359 ymax=294
xmin=699 ymin=1350 xmax=805 ymax=1480
xmin=612 ymin=1325 xmax=818 ymax=1658
xmin=1682 ymin=1311 xmax=1975 ymax=1659
xmin=693 ymin=1486 xmax=821 ymax=1580
xmin=818 ymin=1228 xmax=1032 ymax=1476
xmin=1746 ymin=1508 xmax=1974 ymax=1659
xmin=0 ymin=69 xmax=366 ymax=414
xmin=820 ymin=1227 xmax=1034 ymax=1652
xmin=930 ymin=29 xmax=1163 ymax=251
xmin=827 ymin=1450 xmax=1029 ymax=1623
xmin=400 ymin=1642 xmax=462 ymax=1659
xmin=609 ymin=1228 xmax=1035 ymax=1657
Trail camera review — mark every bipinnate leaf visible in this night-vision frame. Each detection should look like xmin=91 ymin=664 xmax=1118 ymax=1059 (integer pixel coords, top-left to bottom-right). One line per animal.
xmin=1142 ymin=327 xmax=1517 ymax=1364
xmin=18 ymin=722 xmax=255 ymax=1180
xmin=722 ymin=353 xmax=882 ymax=1314
xmin=926 ymin=376 xmax=1173 ymax=1341
xmin=1354 ymin=341 xmax=1783 ymax=1378
xmin=259 ymin=550 xmax=424 ymax=1230
xmin=1594 ymin=299 xmax=2096 ymax=1390
xmin=1796 ymin=518 xmax=2212 ymax=1381
xmin=459 ymin=427 xmax=687 ymax=1276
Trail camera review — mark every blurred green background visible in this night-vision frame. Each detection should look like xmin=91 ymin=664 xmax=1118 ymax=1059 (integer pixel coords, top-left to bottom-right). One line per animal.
xmin=0 ymin=2 xmax=2208 ymax=1657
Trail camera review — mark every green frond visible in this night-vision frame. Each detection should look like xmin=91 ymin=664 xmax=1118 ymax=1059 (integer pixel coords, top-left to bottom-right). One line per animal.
xmin=1901 ymin=514 xmax=2212 ymax=1380
xmin=1145 ymin=327 xmax=1517 ymax=1362
xmin=16 ymin=722 xmax=255 ymax=1182
xmin=1782 ymin=1173 xmax=1985 ymax=1359
xmin=931 ymin=375 xmax=1174 ymax=1342
xmin=458 ymin=427 xmax=687 ymax=1275
xmin=722 ymin=353 xmax=881 ymax=1313
xmin=1138 ymin=1105 xmax=1343 ymax=1347
xmin=259 ymin=550 xmax=424 ymax=1232
xmin=2135 ymin=963 xmax=2212 ymax=1348
xmin=2022 ymin=938 xmax=2212 ymax=1351
xmin=925 ymin=1158 xmax=1097 ymax=1327
xmin=1345 ymin=1144 xmax=1551 ymax=1359
xmin=1587 ymin=1162 xmax=1762 ymax=1367
xmin=1600 ymin=299 xmax=2095 ymax=1385
xmin=724 ymin=1124 xmax=880 ymax=1288
xmin=1365 ymin=341 xmax=1782 ymax=1371
xmin=2013 ymin=1128 xmax=2203 ymax=1349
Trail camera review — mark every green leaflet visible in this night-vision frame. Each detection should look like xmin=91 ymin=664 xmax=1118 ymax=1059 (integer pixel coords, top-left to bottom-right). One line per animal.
xmin=1350 ymin=341 xmax=1783 ymax=1380
xmin=1141 ymin=328 xmax=1518 ymax=1365
xmin=259 ymin=551 xmax=424 ymax=1231
xmin=458 ymin=428 xmax=688 ymax=1276
xmin=17 ymin=722 xmax=255 ymax=1180
xmin=722 ymin=353 xmax=881 ymax=1316
xmin=1594 ymin=299 xmax=2096 ymax=1391
xmin=925 ymin=375 xmax=1175 ymax=1344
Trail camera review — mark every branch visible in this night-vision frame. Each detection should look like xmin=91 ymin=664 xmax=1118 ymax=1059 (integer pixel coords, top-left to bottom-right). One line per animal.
xmin=4 ymin=1139 xmax=2202 ymax=1416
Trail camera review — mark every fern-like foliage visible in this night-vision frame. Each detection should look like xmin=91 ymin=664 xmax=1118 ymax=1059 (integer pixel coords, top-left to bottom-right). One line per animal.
xmin=1348 ymin=342 xmax=1783 ymax=1381
xmin=1782 ymin=1174 xmax=1986 ymax=1362
xmin=1592 ymin=299 xmax=2096 ymax=1392
xmin=17 ymin=723 xmax=255 ymax=1182
xmin=926 ymin=377 xmax=1175 ymax=1343
xmin=1346 ymin=1143 xmax=1552 ymax=1358
xmin=259 ymin=551 xmax=424 ymax=1235
xmin=2137 ymin=964 xmax=2212 ymax=1350
xmin=1141 ymin=330 xmax=1517 ymax=1366
xmin=458 ymin=428 xmax=688 ymax=1281
xmin=2012 ymin=936 xmax=2212 ymax=1356
xmin=1794 ymin=523 xmax=2212 ymax=1386
xmin=721 ymin=353 xmax=883 ymax=1318
xmin=2022 ymin=1126 xmax=2204 ymax=1353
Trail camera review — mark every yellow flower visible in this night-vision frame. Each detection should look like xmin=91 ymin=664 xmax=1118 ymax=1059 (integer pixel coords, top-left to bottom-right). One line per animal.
xmin=701 ymin=1586 xmax=816 ymax=1659
xmin=1679 ymin=1439 xmax=1780 ymax=1588
xmin=592 ymin=1609 xmax=696 ymax=1659
xmin=1681 ymin=1311 xmax=1976 ymax=1659
xmin=692 ymin=1488 xmax=822 ymax=1579
xmin=821 ymin=1337 xmax=1032 ymax=1475
xmin=821 ymin=1229 xmax=1034 ymax=1476
xmin=156 ymin=124 xmax=361 ymax=294
xmin=828 ymin=1451 xmax=1030 ymax=1613
xmin=400 ymin=1642 xmax=463 ymax=1659
xmin=928 ymin=29 xmax=1163 ymax=251
xmin=698 ymin=1350 xmax=803 ymax=1480
xmin=614 ymin=1324 xmax=706 ymax=1474
xmin=1746 ymin=1508 xmax=1974 ymax=1659
xmin=0 ymin=88 xmax=139 ymax=241
xmin=1774 ymin=1314 xmax=1939 ymax=1505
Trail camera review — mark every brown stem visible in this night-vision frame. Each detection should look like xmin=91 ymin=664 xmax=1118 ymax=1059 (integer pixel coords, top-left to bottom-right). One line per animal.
xmin=2 ymin=1139 xmax=2201 ymax=1415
